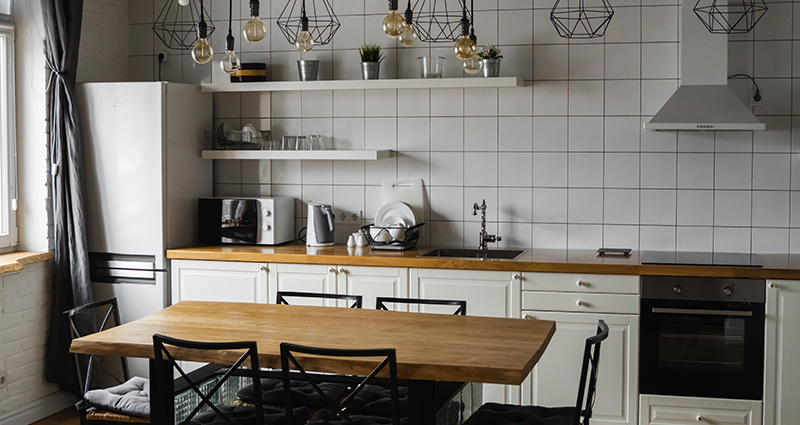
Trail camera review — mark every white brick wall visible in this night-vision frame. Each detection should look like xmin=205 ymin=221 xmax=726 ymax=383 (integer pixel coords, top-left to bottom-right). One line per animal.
xmin=0 ymin=261 xmax=60 ymax=416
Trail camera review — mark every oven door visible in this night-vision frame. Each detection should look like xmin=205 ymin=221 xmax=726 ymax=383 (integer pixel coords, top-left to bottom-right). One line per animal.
xmin=639 ymin=299 xmax=764 ymax=400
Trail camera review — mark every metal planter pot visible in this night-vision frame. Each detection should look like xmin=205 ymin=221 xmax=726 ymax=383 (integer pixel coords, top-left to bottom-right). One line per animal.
xmin=361 ymin=62 xmax=380 ymax=80
xmin=297 ymin=60 xmax=320 ymax=81
xmin=481 ymin=59 xmax=501 ymax=78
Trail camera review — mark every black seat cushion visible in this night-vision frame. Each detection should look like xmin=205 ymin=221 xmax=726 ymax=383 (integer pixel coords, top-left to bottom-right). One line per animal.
xmin=236 ymin=378 xmax=348 ymax=408
xmin=308 ymin=409 xmax=409 ymax=425
xmin=187 ymin=404 xmax=310 ymax=425
xmin=83 ymin=376 xmax=150 ymax=418
xmin=462 ymin=403 xmax=577 ymax=425
xmin=345 ymin=384 xmax=409 ymax=417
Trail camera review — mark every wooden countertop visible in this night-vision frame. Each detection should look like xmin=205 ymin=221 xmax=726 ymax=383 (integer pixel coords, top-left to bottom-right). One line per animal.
xmin=166 ymin=244 xmax=800 ymax=280
xmin=70 ymin=301 xmax=556 ymax=385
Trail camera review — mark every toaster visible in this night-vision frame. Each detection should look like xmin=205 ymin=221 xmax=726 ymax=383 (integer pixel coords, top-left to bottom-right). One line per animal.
xmin=199 ymin=197 xmax=295 ymax=245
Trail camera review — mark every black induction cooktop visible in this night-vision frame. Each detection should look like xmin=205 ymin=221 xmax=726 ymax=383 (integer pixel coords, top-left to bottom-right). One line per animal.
xmin=641 ymin=251 xmax=763 ymax=267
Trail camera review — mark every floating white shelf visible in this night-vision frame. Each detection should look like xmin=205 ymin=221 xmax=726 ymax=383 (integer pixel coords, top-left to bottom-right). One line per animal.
xmin=201 ymin=77 xmax=524 ymax=92
xmin=202 ymin=149 xmax=393 ymax=160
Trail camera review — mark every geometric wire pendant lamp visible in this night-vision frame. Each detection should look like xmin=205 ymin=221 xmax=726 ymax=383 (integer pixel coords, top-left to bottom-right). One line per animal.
xmin=693 ymin=0 xmax=767 ymax=34
xmin=411 ymin=0 xmax=467 ymax=42
xmin=550 ymin=0 xmax=614 ymax=39
xmin=153 ymin=0 xmax=216 ymax=50
xmin=277 ymin=0 xmax=341 ymax=47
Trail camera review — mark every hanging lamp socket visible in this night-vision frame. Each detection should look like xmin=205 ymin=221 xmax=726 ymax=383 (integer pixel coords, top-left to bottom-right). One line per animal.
xmin=389 ymin=0 xmax=399 ymax=10
xmin=250 ymin=0 xmax=260 ymax=16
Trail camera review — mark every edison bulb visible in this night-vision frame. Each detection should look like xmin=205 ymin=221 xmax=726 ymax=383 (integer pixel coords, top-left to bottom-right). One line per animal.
xmin=295 ymin=30 xmax=315 ymax=52
xmin=191 ymin=38 xmax=214 ymax=64
xmin=243 ymin=15 xmax=267 ymax=43
xmin=399 ymin=24 xmax=418 ymax=47
xmin=463 ymin=56 xmax=482 ymax=74
xmin=220 ymin=50 xmax=241 ymax=73
xmin=383 ymin=10 xmax=405 ymax=37
xmin=454 ymin=35 xmax=476 ymax=60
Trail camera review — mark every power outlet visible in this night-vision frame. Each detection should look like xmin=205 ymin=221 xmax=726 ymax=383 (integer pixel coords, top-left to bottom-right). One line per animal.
xmin=0 ymin=371 xmax=7 ymax=389
xmin=750 ymin=89 xmax=765 ymax=106
xmin=336 ymin=210 xmax=363 ymax=223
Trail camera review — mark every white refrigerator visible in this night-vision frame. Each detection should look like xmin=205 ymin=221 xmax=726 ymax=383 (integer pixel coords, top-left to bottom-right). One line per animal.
xmin=77 ymin=82 xmax=212 ymax=377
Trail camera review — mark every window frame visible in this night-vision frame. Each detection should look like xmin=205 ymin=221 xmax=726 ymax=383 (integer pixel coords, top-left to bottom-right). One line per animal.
xmin=0 ymin=22 xmax=17 ymax=250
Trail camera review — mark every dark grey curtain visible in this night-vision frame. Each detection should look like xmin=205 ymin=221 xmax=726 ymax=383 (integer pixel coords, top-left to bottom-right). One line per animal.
xmin=42 ymin=0 xmax=93 ymax=389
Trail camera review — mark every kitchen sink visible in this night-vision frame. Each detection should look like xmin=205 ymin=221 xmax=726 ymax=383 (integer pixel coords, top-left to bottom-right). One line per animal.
xmin=419 ymin=248 xmax=526 ymax=260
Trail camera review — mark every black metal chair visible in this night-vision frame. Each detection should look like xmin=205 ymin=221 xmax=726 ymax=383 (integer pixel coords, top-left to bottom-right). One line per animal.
xmin=152 ymin=334 xmax=311 ymax=425
xmin=276 ymin=291 xmax=363 ymax=308
xmin=461 ymin=320 xmax=610 ymax=425
xmin=64 ymin=298 xmax=150 ymax=424
xmin=375 ymin=297 xmax=467 ymax=315
xmin=280 ymin=342 xmax=402 ymax=425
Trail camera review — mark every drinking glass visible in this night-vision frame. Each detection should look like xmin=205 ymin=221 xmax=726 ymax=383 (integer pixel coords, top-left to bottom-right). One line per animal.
xmin=282 ymin=135 xmax=297 ymax=150
xmin=418 ymin=56 xmax=445 ymax=78
xmin=296 ymin=136 xmax=310 ymax=150
xmin=310 ymin=135 xmax=327 ymax=150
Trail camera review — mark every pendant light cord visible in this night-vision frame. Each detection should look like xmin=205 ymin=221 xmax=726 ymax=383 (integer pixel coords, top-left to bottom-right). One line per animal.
xmin=228 ymin=0 xmax=233 ymax=37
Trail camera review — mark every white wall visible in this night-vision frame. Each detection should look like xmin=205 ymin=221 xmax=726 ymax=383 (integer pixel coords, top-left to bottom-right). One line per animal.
xmin=128 ymin=0 xmax=800 ymax=255
xmin=0 ymin=260 xmax=59 ymax=416
xmin=77 ymin=0 xmax=129 ymax=82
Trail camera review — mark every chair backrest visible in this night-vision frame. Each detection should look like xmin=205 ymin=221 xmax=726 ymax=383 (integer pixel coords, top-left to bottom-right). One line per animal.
xmin=64 ymin=298 xmax=128 ymax=395
xmin=280 ymin=342 xmax=400 ymax=425
xmin=276 ymin=291 xmax=363 ymax=308
xmin=376 ymin=297 xmax=467 ymax=315
xmin=573 ymin=319 xmax=609 ymax=425
xmin=153 ymin=334 xmax=264 ymax=425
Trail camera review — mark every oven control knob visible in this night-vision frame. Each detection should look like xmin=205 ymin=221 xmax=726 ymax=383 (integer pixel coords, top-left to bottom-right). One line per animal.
xmin=723 ymin=286 xmax=732 ymax=297
xmin=673 ymin=285 xmax=682 ymax=295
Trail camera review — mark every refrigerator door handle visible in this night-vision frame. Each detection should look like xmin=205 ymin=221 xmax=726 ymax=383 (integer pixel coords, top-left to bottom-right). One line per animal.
xmin=89 ymin=252 xmax=162 ymax=285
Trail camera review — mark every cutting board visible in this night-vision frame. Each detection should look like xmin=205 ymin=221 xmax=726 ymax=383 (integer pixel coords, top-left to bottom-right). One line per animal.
xmin=381 ymin=179 xmax=425 ymax=224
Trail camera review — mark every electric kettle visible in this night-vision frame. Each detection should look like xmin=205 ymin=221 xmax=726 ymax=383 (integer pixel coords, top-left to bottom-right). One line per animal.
xmin=306 ymin=201 xmax=335 ymax=246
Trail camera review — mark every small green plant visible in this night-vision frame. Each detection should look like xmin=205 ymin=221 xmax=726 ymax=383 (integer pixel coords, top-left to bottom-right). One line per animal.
xmin=358 ymin=43 xmax=385 ymax=63
xmin=477 ymin=44 xmax=503 ymax=60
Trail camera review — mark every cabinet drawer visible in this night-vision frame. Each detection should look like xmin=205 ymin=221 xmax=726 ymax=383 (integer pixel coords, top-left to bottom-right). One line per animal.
xmin=523 ymin=292 xmax=639 ymax=314
xmin=522 ymin=273 xmax=639 ymax=294
xmin=641 ymin=395 xmax=762 ymax=425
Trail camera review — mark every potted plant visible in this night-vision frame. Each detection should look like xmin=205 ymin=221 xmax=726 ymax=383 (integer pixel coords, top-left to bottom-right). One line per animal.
xmin=477 ymin=45 xmax=503 ymax=78
xmin=358 ymin=43 xmax=384 ymax=80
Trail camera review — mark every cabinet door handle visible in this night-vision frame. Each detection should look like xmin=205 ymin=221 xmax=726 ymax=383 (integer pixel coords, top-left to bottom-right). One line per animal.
xmin=338 ymin=267 xmax=346 ymax=274
xmin=696 ymin=415 xmax=703 ymax=422
xmin=576 ymin=280 xmax=585 ymax=287
xmin=260 ymin=266 xmax=268 ymax=272
xmin=329 ymin=267 xmax=337 ymax=274
xmin=513 ymin=274 xmax=521 ymax=280
xmin=769 ymin=282 xmax=776 ymax=289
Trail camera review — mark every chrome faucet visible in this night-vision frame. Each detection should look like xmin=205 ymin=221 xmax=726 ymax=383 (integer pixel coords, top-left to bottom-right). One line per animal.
xmin=472 ymin=199 xmax=501 ymax=250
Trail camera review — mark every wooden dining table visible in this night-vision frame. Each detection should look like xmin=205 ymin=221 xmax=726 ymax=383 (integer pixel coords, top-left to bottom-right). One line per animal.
xmin=70 ymin=301 xmax=556 ymax=425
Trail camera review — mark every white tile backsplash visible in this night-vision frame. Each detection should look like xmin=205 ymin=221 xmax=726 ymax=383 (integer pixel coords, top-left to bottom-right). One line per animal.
xmin=128 ymin=0 xmax=800 ymax=254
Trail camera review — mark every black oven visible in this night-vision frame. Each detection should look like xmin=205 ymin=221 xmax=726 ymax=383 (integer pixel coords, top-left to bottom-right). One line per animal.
xmin=639 ymin=276 xmax=765 ymax=400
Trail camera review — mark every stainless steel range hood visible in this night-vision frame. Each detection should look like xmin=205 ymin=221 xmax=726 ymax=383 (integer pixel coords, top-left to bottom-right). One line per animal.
xmin=644 ymin=2 xmax=765 ymax=131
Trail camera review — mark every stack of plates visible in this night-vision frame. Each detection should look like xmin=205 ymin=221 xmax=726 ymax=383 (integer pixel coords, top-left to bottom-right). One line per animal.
xmin=369 ymin=202 xmax=417 ymax=243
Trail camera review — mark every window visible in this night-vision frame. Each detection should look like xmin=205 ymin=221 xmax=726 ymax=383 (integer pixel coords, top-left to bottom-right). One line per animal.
xmin=0 ymin=22 xmax=17 ymax=249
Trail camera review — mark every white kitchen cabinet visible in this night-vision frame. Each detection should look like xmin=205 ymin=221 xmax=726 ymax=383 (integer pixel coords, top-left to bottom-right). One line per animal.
xmin=337 ymin=265 xmax=408 ymax=309
xmin=170 ymin=260 xmax=268 ymax=304
xmin=521 ymin=272 xmax=639 ymax=425
xmin=409 ymin=268 xmax=521 ymax=404
xmin=763 ymin=280 xmax=800 ymax=425
xmin=640 ymin=395 xmax=762 ymax=425
xmin=268 ymin=263 xmax=408 ymax=308
xmin=522 ymin=311 xmax=638 ymax=425
xmin=267 ymin=263 xmax=337 ymax=305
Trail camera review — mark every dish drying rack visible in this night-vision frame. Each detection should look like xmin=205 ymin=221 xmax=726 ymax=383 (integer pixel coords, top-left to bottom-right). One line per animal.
xmin=205 ymin=124 xmax=271 ymax=150
xmin=361 ymin=223 xmax=424 ymax=251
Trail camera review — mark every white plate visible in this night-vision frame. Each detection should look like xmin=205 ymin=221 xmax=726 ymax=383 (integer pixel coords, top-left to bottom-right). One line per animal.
xmin=375 ymin=201 xmax=417 ymax=227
